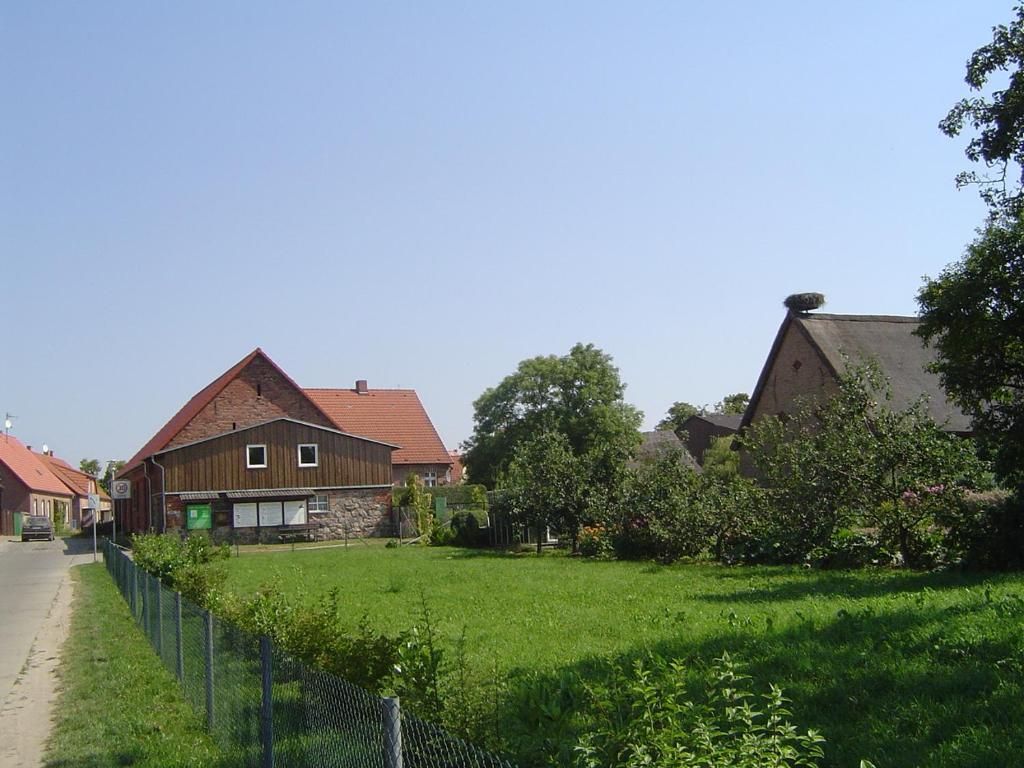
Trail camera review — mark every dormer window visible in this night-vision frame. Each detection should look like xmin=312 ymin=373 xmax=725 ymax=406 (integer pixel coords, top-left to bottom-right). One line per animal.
xmin=246 ymin=444 xmax=267 ymax=469
xmin=298 ymin=444 xmax=318 ymax=467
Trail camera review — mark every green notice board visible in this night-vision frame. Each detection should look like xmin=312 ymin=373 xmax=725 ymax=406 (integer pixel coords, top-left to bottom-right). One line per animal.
xmin=186 ymin=503 xmax=212 ymax=530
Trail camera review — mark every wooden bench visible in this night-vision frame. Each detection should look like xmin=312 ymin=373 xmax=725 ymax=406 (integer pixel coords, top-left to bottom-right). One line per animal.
xmin=278 ymin=523 xmax=320 ymax=549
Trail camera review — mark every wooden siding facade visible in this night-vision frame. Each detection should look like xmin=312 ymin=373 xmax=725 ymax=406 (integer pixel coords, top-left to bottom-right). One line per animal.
xmin=157 ymin=420 xmax=393 ymax=492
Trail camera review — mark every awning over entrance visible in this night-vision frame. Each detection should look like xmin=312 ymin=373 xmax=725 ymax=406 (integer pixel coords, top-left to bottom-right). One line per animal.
xmin=179 ymin=491 xmax=220 ymax=501
xmin=224 ymin=488 xmax=315 ymax=500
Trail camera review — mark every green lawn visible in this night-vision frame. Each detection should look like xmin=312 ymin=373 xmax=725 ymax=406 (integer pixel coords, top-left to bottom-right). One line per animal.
xmin=224 ymin=544 xmax=1024 ymax=768
xmin=45 ymin=564 xmax=223 ymax=768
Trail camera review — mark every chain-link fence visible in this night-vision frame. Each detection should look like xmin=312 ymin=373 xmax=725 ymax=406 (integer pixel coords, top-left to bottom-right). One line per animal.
xmin=103 ymin=539 xmax=514 ymax=768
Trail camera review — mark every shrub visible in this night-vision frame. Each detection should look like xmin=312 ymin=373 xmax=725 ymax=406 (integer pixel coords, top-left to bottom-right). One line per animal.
xmin=398 ymin=475 xmax=434 ymax=538
xmin=940 ymin=488 xmax=1024 ymax=569
xmin=574 ymin=653 xmax=826 ymax=768
xmin=220 ymin=585 xmax=403 ymax=690
xmin=612 ymin=452 xmax=709 ymax=562
xmin=578 ymin=525 xmax=612 ymax=558
xmin=131 ymin=532 xmax=230 ymax=606
xmin=429 ymin=523 xmax=457 ymax=546
xmin=451 ymin=511 xmax=484 ymax=547
xmin=806 ymin=529 xmax=894 ymax=569
xmin=741 ymin=360 xmax=986 ymax=564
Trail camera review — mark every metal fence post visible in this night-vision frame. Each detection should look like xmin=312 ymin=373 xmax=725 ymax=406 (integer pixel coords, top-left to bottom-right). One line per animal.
xmin=130 ymin=562 xmax=137 ymax=618
xmin=383 ymin=697 xmax=402 ymax=768
xmin=174 ymin=592 xmax=184 ymax=681
xmin=143 ymin=573 xmax=150 ymax=635
xmin=260 ymin=636 xmax=274 ymax=768
xmin=155 ymin=578 xmax=163 ymax=655
xmin=204 ymin=609 xmax=215 ymax=731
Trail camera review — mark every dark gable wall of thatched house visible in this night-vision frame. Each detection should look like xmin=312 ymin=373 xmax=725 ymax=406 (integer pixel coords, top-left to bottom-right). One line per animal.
xmin=744 ymin=318 xmax=837 ymax=427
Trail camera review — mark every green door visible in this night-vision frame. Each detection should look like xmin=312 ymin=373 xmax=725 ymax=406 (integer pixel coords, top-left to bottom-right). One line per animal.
xmin=186 ymin=504 xmax=212 ymax=530
xmin=13 ymin=512 xmax=22 ymax=536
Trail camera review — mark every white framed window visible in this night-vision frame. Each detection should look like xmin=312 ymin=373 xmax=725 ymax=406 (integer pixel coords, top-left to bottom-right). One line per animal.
xmin=309 ymin=494 xmax=330 ymax=512
xmin=297 ymin=443 xmax=318 ymax=467
xmin=258 ymin=501 xmax=284 ymax=527
xmin=233 ymin=503 xmax=258 ymax=528
xmin=423 ymin=470 xmax=437 ymax=487
xmin=284 ymin=500 xmax=307 ymax=525
xmin=246 ymin=444 xmax=267 ymax=469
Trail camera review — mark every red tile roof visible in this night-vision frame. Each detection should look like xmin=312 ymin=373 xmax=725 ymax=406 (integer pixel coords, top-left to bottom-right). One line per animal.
xmin=305 ymin=388 xmax=451 ymax=466
xmin=36 ymin=453 xmax=111 ymax=500
xmin=0 ymin=436 xmax=74 ymax=496
xmin=121 ymin=348 xmax=335 ymax=475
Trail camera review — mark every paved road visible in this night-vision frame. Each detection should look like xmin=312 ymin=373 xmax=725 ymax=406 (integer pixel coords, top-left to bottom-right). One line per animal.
xmin=0 ymin=536 xmax=94 ymax=703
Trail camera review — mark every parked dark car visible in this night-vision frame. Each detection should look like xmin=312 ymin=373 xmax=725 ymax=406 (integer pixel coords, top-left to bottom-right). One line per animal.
xmin=22 ymin=515 xmax=54 ymax=542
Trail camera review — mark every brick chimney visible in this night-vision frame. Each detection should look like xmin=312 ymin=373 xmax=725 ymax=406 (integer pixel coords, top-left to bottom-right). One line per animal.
xmin=356 ymin=379 xmax=369 ymax=394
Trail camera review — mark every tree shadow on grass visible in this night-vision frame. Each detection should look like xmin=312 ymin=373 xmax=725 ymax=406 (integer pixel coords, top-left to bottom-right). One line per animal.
xmin=690 ymin=567 xmax=1021 ymax=605
xmin=486 ymin=594 xmax=1024 ymax=768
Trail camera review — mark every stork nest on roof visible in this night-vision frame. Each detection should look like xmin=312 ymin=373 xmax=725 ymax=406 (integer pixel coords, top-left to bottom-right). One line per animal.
xmin=784 ymin=292 xmax=826 ymax=313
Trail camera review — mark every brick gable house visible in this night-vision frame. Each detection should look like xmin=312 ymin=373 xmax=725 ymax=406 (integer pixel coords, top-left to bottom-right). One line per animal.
xmin=117 ymin=349 xmax=451 ymax=540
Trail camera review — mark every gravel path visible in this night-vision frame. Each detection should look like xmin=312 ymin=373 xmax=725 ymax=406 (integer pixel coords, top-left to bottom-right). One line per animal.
xmin=0 ymin=537 xmax=94 ymax=768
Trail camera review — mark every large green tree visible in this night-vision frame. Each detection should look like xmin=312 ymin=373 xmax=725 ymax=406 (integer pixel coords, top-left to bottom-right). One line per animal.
xmin=918 ymin=218 xmax=1024 ymax=483
xmin=716 ymin=392 xmax=749 ymax=415
xmin=506 ymin=431 xmax=587 ymax=553
xmin=462 ymin=343 xmax=642 ymax=489
xmin=939 ymin=5 xmax=1024 ymax=214
xmin=80 ymin=458 xmax=102 ymax=478
xmin=919 ymin=6 xmax=1024 ymax=483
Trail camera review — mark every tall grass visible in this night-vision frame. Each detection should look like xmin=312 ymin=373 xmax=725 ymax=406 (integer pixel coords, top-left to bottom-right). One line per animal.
xmin=225 ymin=546 xmax=1024 ymax=767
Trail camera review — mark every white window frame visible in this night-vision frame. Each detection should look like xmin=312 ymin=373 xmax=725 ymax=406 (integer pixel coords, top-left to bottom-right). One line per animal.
xmin=309 ymin=494 xmax=330 ymax=512
xmin=297 ymin=443 xmax=319 ymax=468
xmin=246 ymin=444 xmax=267 ymax=469
xmin=423 ymin=470 xmax=437 ymax=488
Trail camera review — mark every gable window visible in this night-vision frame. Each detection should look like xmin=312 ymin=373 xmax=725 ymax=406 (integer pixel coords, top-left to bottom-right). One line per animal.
xmin=246 ymin=444 xmax=267 ymax=469
xmin=298 ymin=444 xmax=318 ymax=468
xmin=423 ymin=470 xmax=437 ymax=488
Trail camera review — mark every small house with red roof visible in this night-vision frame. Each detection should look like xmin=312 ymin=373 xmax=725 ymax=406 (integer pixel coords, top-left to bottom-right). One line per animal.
xmin=117 ymin=349 xmax=451 ymax=542
xmin=0 ymin=435 xmax=74 ymax=535
xmin=35 ymin=451 xmax=112 ymax=529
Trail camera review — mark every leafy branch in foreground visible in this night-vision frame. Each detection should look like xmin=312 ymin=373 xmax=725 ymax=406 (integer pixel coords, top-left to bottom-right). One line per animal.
xmin=574 ymin=652 xmax=826 ymax=768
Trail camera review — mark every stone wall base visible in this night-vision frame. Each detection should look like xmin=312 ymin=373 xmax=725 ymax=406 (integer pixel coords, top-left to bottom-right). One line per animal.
xmin=183 ymin=487 xmax=393 ymax=544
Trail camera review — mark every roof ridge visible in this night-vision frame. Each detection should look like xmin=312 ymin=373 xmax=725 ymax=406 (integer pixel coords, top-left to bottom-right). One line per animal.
xmin=797 ymin=312 xmax=919 ymax=323
xmin=304 ymin=387 xmax=417 ymax=392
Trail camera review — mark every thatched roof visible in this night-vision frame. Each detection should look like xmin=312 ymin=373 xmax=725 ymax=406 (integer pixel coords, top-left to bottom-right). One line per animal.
xmin=631 ymin=430 xmax=701 ymax=471
xmin=741 ymin=312 xmax=972 ymax=434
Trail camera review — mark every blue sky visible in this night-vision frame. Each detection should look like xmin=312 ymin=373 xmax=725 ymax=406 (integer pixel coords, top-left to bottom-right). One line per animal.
xmin=0 ymin=2 xmax=1010 ymax=467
